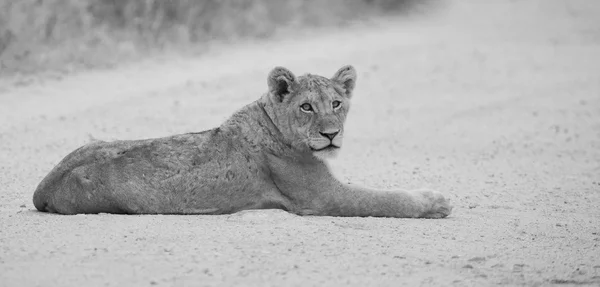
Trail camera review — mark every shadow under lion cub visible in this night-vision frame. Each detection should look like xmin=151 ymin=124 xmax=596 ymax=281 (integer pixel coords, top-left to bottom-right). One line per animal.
xmin=33 ymin=65 xmax=452 ymax=218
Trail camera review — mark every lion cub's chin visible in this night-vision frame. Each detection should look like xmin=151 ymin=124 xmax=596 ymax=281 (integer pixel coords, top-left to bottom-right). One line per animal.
xmin=312 ymin=147 xmax=340 ymax=161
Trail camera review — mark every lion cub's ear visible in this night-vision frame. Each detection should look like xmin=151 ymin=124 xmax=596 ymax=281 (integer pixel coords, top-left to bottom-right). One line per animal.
xmin=331 ymin=65 xmax=357 ymax=98
xmin=268 ymin=66 xmax=297 ymax=102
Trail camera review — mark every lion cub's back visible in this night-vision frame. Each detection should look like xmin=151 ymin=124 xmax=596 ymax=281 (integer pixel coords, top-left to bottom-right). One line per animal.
xmin=32 ymin=131 xmax=214 ymax=213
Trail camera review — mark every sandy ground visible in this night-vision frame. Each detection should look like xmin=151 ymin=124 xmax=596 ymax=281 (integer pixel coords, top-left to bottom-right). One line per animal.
xmin=1 ymin=0 xmax=600 ymax=286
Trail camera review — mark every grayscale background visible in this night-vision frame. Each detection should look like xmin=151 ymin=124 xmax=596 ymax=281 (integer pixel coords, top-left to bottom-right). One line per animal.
xmin=1 ymin=0 xmax=599 ymax=286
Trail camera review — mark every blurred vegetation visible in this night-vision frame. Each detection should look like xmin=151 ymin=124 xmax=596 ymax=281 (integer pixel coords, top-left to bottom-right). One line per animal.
xmin=0 ymin=0 xmax=430 ymax=76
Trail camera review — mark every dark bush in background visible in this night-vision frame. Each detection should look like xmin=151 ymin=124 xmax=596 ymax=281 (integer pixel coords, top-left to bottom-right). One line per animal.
xmin=0 ymin=0 xmax=432 ymax=75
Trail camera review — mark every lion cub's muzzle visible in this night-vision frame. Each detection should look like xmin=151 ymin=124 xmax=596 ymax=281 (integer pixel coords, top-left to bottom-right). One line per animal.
xmin=310 ymin=129 xmax=343 ymax=152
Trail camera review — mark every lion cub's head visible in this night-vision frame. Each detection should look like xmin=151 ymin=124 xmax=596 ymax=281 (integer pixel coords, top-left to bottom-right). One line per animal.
xmin=265 ymin=65 xmax=357 ymax=159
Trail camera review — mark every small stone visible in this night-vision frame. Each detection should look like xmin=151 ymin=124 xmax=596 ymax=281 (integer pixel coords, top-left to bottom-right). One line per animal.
xmin=19 ymin=204 xmax=26 ymax=208
xmin=513 ymin=264 xmax=526 ymax=272
xmin=468 ymin=257 xmax=486 ymax=263
xmin=463 ymin=264 xmax=474 ymax=269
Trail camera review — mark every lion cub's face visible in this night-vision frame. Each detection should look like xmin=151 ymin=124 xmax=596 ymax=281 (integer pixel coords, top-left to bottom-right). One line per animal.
xmin=267 ymin=66 xmax=357 ymax=159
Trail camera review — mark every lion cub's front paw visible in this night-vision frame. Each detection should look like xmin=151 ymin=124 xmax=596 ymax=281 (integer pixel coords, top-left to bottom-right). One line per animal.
xmin=414 ymin=189 xmax=453 ymax=218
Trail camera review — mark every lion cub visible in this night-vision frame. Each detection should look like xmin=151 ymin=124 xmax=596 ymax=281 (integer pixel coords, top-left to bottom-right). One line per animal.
xmin=33 ymin=65 xmax=452 ymax=218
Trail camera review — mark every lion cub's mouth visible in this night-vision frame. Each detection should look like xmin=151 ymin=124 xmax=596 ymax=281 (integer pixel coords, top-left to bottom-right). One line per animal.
xmin=310 ymin=144 xmax=340 ymax=152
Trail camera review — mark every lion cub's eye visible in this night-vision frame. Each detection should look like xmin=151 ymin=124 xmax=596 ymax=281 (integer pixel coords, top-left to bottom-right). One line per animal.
xmin=300 ymin=103 xmax=313 ymax=113
xmin=332 ymin=100 xmax=342 ymax=109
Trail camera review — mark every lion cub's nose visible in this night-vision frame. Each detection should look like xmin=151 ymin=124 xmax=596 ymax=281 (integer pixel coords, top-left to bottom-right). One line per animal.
xmin=319 ymin=130 xmax=340 ymax=141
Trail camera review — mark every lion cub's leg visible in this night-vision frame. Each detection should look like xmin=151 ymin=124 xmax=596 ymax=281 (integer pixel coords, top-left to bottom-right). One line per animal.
xmin=316 ymin=184 xmax=453 ymax=218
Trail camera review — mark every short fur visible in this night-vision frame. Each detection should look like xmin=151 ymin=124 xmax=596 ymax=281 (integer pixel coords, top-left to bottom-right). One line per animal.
xmin=33 ymin=65 xmax=452 ymax=218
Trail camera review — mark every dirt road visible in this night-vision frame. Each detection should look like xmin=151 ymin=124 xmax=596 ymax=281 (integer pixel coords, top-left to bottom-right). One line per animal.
xmin=1 ymin=0 xmax=599 ymax=286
